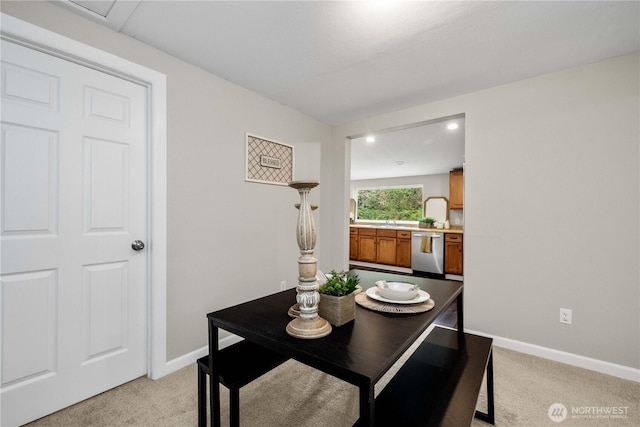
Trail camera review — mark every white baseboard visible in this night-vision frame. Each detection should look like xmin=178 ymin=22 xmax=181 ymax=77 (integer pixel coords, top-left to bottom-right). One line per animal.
xmin=466 ymin=329 xmax=640 ymax=383
xmin=161 ymin=334 xmax=244 ymax=378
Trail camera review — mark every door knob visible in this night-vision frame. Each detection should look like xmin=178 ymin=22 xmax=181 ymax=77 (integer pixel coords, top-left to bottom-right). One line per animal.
xmin=131 ymin=240 xmax=145 ymax=251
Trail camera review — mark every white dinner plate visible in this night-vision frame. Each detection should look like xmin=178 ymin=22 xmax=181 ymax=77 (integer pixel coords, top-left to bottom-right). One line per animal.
xmin=365 ymin=287 xmax=430 ymax=304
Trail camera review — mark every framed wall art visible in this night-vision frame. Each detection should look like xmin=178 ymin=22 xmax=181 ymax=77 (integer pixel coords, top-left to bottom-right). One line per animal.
xmin=245 ymin=133 xmax=294 ymax=186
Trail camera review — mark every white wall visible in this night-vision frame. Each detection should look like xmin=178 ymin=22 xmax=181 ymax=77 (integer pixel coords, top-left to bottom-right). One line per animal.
xmin=328 ymin=54 xmax=640 ymax=370
xmin=2 ymin=2 xmax=331 ymax=361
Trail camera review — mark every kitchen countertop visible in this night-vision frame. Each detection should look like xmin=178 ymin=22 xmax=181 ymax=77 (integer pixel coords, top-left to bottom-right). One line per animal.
xmin=350 ymin=224 xmax=463 ymax=234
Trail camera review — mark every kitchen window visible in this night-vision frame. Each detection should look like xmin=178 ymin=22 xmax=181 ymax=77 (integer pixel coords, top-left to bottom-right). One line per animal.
xmin=356 ymin=186 xmax=423 ymax=222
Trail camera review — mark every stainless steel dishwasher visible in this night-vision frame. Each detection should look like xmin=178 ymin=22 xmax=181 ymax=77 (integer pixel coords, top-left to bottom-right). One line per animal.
xmin=411 ymin=231 xmax=444 ymax=276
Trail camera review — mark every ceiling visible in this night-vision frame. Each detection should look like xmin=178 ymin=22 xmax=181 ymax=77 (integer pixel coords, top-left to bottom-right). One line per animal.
xmin=58 ymin=0 xmax=638 ymax=179
xmin=59 ymin=1 xmax=638 ymax=126
xmin=351 ymin=116 xmax=464 ymax=180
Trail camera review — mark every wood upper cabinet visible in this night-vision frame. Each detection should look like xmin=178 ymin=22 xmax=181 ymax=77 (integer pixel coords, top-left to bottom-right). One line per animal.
xmin=396 ymin=230 xmax=412 ymax=268
xmin=449 ymin=169 xmax=464 ymax=210
xmin=444 ymin=233 xmax=463 ymax=275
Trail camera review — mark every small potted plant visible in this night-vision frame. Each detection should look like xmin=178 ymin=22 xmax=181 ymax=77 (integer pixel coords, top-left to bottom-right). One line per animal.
xmin=318 ymin=270 xmax=360 ymax=326
xmin=419 ymin=217 xmax=435 ymax=228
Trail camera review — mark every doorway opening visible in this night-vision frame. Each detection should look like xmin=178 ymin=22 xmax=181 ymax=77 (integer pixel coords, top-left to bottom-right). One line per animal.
xmin=347 ymin=114 xmax=465 ymax=280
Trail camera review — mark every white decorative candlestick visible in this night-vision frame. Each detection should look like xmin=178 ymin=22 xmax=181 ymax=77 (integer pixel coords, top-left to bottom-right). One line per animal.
xmin=286 ymin=181 xmax=331 ymax=339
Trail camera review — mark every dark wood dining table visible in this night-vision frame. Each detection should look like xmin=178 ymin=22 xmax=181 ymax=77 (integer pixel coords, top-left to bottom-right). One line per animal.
xmin=206 ymin=270 xmax=464 ymax=426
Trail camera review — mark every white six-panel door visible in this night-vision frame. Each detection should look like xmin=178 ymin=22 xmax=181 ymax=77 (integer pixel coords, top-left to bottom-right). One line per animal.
xmin=1 ymin=40 xmax=148 ymax=426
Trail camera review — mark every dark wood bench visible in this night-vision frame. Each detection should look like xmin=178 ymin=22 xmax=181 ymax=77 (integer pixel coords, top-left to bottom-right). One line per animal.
xmin=360 ymin=326 xmax=494 ymax=426
xmin=197 ymin=340 xmax=289 ymax=427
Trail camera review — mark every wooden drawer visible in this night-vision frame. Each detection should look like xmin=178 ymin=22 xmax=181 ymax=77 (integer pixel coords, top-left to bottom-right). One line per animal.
xmin=350 ymin=227 xmax=358 ymax=235
xmin=377 ymin=229 xmax=397 ymax=238
xmin=445 ymin=233 xmax=463 ymax=242
xmin=397 ymin=230 xmax=411 ymax=239
xmin=358 ymin=228 xmax=376 ymax=236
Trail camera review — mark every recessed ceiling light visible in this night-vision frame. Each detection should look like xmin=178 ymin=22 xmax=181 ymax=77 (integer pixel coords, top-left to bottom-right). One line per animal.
xmin=447 ymin=123 xmax=459 ymax=130
xmin=365 ymin=136 xmax=375 ymax=143
xmin=396 ymin=161 xmax=405 ymax=165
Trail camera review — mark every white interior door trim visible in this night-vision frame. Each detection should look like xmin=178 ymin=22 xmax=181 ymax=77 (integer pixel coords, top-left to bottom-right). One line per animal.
xmin=1 ymin=13 xmax=169 ymax=380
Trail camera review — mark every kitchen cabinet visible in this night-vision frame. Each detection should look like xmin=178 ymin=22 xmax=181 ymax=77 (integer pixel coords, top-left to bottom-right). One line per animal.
xmin=349 ymin=228 xmax=358 ymax=260
xmin=356 ymin=228 xmax=377 ymax=263
xmin=351 ymin=226 xmax=462 ymax=273
xmin=374 ymin=228 xmax=397 ymax=265
xmin=449 ymin=169 xmax=464 ymax=209
xmin=396 ymin=230 xmax=412 ymax=268
xmin=350 ymin=227 xmax=411 ymax=267
xmin=444 ymin=233 xmax=463 ymax=275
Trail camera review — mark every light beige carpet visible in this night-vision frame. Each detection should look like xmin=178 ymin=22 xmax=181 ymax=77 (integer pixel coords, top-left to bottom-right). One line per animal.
xmin=26 ymin=346 xmax=639 ymax=427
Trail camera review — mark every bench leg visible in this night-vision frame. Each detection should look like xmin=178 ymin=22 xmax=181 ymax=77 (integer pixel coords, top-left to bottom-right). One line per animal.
xmin=210 ymin=372 xmax=221 ymax=427
xmin=474 ymin=348 xmax=495 ymax=424
xmin=230 ymin=387 xmax=240 ymax=427
xmin=198 ymin=362 xmax=207 ymax=427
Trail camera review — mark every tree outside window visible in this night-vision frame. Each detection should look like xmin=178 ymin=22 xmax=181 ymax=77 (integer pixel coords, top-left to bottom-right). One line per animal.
xmin=356 ymin=187 xmax=422 ymax=221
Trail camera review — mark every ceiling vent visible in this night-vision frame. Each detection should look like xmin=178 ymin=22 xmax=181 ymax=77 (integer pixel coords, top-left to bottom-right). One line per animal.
xmin=69 ymin=0 xmax=115 ymax=17
xmin=53 ymin=0 xmax=140 ymax=31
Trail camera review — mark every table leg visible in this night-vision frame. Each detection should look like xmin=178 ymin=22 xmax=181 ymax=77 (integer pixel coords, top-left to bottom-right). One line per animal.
xmin=358 ymin=381 xmax=374 ymax=427
xmin=486 ymin=349 xmax=495 ymax=424
xmin=208 ymin=321 xmax=221 ymax=427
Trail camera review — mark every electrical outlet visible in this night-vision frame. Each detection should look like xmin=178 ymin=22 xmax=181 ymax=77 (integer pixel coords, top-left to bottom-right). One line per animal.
xmin=280 ymin=281 xmax=287 ymax=291
xmin=560 ymin=308 xmax=572 ymax=325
